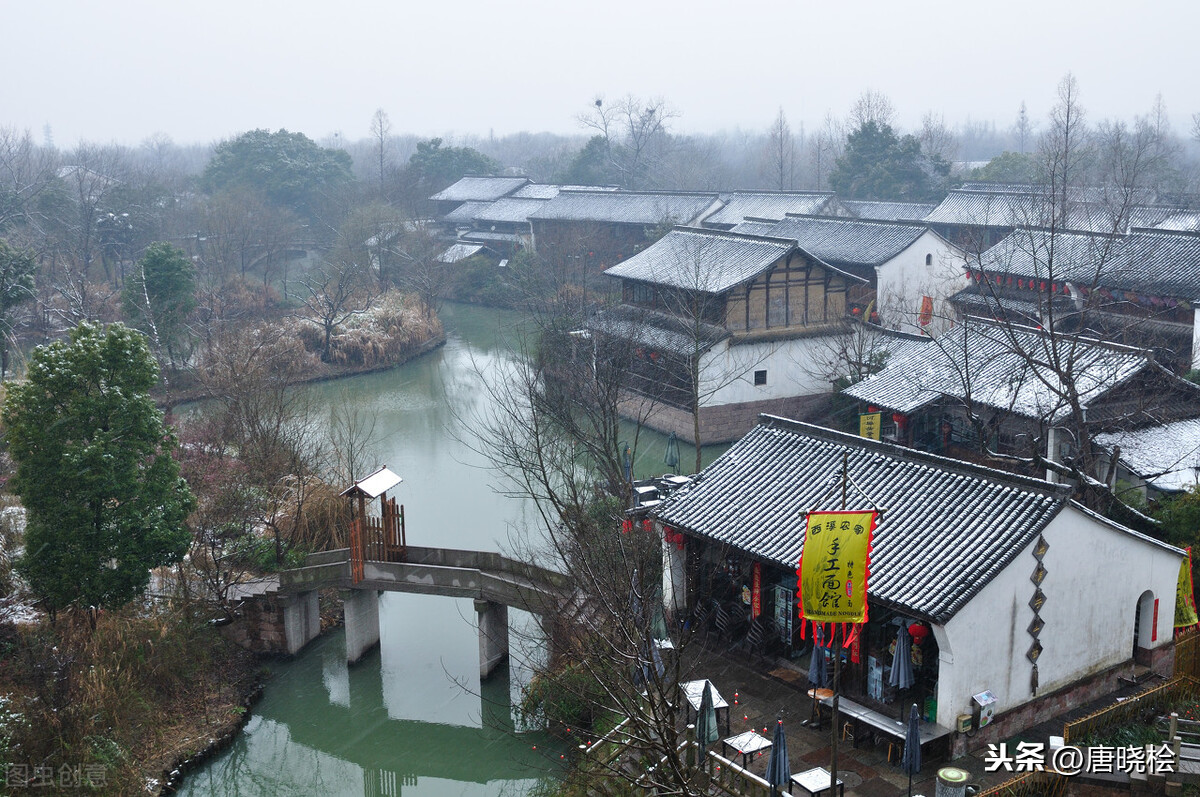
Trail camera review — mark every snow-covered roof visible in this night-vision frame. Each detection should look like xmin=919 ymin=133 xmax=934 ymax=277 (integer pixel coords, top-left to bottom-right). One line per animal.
xmin=602 ymin=228 xmax=795 ymax=293
xmin=655 ymin=415 xmax=1071 ymax=623
xmin=588 ymin=305 xmax=729 ymax=356
xmin=843 ymin=317 xmax=1152 ymax=422
xmin=748 ymin=216 xmax=930 ymax=269
xmin=531 ymin=190 xmax=719 ymax=225
xmin=437 ymin=243 xmax=485 ymax=263
xmin=843 ymin=199 xmax=937 ymax=222
xmin=340 ymin=466 xmax=403 ymax=499
xmin=1095 ymin=418 xmax=1200 ymax=493
xmin=925 ymin=188 xmax=1176 ymax=234
xmin=430 ymin=176 xmax=529 ymax=203
xmin=702 ymin=192 xmax=836 ymax=228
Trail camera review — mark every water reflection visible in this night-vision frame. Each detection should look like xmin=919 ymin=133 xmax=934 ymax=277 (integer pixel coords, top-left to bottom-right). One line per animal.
xmin=176 ymin=303 xmax=725 ymax=795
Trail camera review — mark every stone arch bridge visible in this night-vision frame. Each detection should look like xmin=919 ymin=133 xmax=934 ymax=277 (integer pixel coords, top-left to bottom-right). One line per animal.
xmin=227 ymin=545 xmax=572 ymax=678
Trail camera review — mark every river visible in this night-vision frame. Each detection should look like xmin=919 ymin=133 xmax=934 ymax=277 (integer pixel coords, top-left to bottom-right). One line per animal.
xmin=177 ymin=302 xmax=727 ymax=797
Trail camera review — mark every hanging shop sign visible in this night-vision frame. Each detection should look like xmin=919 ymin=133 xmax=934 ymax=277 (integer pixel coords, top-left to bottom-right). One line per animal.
xmin=859 ymin=412 xmax=882 ymax=441
xmin=796 ymin=510 xmax=876 ymax=627
xmin=751 ymin=562 xmax=762 ymax=619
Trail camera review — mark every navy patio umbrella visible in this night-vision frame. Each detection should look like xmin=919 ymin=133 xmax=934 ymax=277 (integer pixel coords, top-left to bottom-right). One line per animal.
xmin=808 ymin=627 xmax=828 ymax=689
xmin=664 ymin=431 xmax=680 ymax=470
xmin=765 ymin=718 xmax=791 ymax=795
xmin=889 ymin=624 xmax=914 ymax=690
xmin=697 ymin=681 xmax=719 ymax=757
xmin=902 ymin=702 xmax=922 ymax=796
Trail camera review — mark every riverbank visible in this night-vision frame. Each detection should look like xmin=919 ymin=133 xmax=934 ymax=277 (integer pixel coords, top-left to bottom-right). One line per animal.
xmin=154 ymin=290 xmax=446 ymax=409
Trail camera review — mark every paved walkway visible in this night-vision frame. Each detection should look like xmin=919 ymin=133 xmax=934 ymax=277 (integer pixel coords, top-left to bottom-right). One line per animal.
xmin=684 ymin=645 xmax=1163 ymax=795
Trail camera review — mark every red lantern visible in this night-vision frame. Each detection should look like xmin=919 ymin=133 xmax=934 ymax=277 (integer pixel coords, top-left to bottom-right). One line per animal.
xmin=621 ymin=518 xmax=633 ymax=534
xmin=1018 ymin=279 xmax=1024 ymax=289
xmin=892 ymin=412 xmax=905 ymax=425
xmin=642 ymin=519 xmax=652 ymax=533
xmin=852 ymin=306 xmax=862 ymax=315
xmin=908 ymin=623 xmax=930 ymax=643
xmin=1039 ymin=281 xmax=1047 ymax=291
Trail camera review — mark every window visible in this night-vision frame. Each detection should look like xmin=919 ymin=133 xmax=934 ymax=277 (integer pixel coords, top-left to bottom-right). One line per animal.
xmin=925 ymin=253 xmax=933 ymax=265
xmin=754 ymin=370 xmax=767 ymax=386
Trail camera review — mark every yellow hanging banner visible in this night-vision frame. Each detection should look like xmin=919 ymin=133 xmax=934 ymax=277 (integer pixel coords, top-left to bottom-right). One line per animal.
xmin=1176 ymin=547 xmax=1198 ymax=629
xmin=859 ymin=412 xmax=882 ymax=440
xmin=797 ymin=510 xmax=876 ymax=625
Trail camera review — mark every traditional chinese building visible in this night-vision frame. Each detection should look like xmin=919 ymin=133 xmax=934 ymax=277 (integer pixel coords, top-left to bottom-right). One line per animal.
xmin=652 ymin=415 xmax=1183 ymax=754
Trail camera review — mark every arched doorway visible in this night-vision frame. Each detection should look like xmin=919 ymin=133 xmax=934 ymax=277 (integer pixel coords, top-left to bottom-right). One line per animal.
xmin=1133 ymin=590 xmax=1157 ymax=660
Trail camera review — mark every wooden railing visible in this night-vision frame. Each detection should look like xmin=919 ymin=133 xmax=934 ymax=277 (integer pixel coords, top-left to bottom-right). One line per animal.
xmin=350 ymin=500 xmax=406 ymax=584
xmin=975 ymin=769 xmax=1068 ymax=797
xmin=1063 ymin=675 xmax=1200 ymax=744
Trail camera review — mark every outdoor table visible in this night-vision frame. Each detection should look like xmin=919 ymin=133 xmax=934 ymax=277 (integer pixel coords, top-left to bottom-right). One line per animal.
xmin=722 ymin=730 xmax=772 ymax=768
xmin=680 ymin=679 xmax=731 ymax=735
xmin=806 ymin=688 xmax=833 ymax=729
xmin=789 ymin=766 xmax=845 ymax=797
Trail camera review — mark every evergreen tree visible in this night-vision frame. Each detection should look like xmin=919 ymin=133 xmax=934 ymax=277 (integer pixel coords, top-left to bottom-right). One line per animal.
xmin=4 ymin=322 xmax=195 ymax=617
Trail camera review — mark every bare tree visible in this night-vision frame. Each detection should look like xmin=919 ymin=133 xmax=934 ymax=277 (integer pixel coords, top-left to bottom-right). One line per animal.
xmin=294 ymin=257 xmax=375 ymax=362
xmin=1015 ymin=101 xmax=1033 ymax=154
xmin=920 ymin=111 xmax=959 ymax=165
xmin=848 ymin=89 xmax=896 ymax=129
xmin=763 ymin=107 xmax=796 ymax=190
xmin=811 ymin=112 xmax=844 ymax=191
xmin=0 ymin=127 xmax=59 ymax=233
xmin=579 ymin=95 xmax=678 ymax=189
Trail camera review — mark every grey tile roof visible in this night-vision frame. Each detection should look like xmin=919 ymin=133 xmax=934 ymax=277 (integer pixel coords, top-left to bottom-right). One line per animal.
xmin=926 ymin=189 xmax=1174 ymax=234
xmin=728 ymin=221 xmax=778 ymax=236
xmin=754 ymin=216 xmax=928 ymax=268
xmin=530 ymin=190 xmax=719 ymax=225
xmin=430 ymin=176 xmax=529 ymax=202
xmin=436 ymin=243 xmax=485 ymax=263
xmin=1155 ymin=211 xmax=1200 ymax=232
xmin=654 ymin=415 xmax=1070 ymax=623
xmin=1095 ymin=418 xmax=1200 ymax=493
xmin=601 ymin=228 xmax=795 ymax=294
xmin=1104 ymin=230 xmax=1200 ymax=300
xmin=977 ymin=228 xmax=1200 ymax=301
xmin=442 ymin=201 xmax=493 ymax=223
xmin=843 ymin=317 xmax=1150 ymax=422
xmin=843 ymin=200 xmax=937 ymax=222
xmin=588 ymin=304 xmax=729 ymax=356
xmin=703 ymin=192 xmax=836 ymax=227
xmin=461 ymin=230 xmax=523 ymax=245
xmin=475 ymin=197 xmax=550 ymax=224
xmin=510 ymin=184 xmax=561 ymax=199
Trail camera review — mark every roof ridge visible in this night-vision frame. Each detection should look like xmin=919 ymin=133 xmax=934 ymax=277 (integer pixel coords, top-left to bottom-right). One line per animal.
xmin=780 ymin=213 xmax=927 ymax=232
xmin=755 ymin=414 xmax=1073 ymax=499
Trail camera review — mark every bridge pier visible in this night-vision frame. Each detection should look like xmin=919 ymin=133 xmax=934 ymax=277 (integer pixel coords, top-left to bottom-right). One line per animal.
xmin=344 ymin=589 xmax=381 ymax=664
xmin=475 ymin=598 xmax=509 ymax=680
xmin=281 ymin=590 xmax=322 ymax=656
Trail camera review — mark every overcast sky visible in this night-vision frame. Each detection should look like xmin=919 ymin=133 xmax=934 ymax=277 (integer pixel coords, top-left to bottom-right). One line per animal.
xmin=4 ymin=0 xmax=1198 ymax=149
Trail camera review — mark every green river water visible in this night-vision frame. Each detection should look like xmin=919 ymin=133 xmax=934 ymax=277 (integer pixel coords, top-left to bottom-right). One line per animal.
xmin=176 ymin=302 xmax=726 ymax=797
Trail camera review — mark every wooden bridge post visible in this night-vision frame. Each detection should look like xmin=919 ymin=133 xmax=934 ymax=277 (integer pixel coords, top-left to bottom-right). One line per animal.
xmin=475 ymin=599 xmax=509 ymax=680
xmin=344 ymin=589 xmax=381 ymax=664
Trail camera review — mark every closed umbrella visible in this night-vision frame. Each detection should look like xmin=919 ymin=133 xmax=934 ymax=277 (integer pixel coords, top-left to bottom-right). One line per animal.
xmin=889 ymin=624 xmax=914 ymax=690
xmin=808 ymin=627 xmax=828 ymax=689
xmin=902 ymin=702 xmax=922 ymax=796
xmin=697 ymin=681 xmax=719 ymax=757
xmin=665 ymin=431 xmax=680 ymax=470
xmin=765 ymin=718 xmax=790 ymax=795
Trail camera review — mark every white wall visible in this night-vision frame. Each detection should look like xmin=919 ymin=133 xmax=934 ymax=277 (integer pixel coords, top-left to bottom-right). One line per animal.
xmin=698 ymin=334 xmax=836 ymax=406
xmin=936 ymin=507 xmax=1181 ymax=728
xmin=876 ymin=230 xmax=968 ymax=336
xmin=1191 ymin=315 xmax=1200 ymax=371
